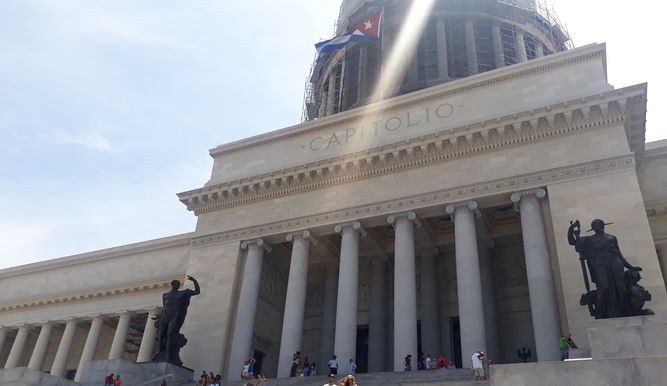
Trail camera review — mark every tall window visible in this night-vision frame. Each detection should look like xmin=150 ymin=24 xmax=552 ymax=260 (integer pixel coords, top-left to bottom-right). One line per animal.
xmin=417 ymin=20 xmax=439 ymax=81
xmin=474 ymin=18 xmax=495 ymax=73
xmin=446 ymin=16 xmax=468 ymax=78
xmin=343 ymin=46 xmax=361 ymax=110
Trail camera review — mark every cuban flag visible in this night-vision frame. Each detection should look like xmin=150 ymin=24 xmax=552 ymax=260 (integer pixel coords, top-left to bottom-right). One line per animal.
xmin=315 ymin=10 xmax=382 ymax=61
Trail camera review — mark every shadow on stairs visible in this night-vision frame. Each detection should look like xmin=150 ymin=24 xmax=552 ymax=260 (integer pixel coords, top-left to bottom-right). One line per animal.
xmin=219 ymin=369 xmax=490 ymax=386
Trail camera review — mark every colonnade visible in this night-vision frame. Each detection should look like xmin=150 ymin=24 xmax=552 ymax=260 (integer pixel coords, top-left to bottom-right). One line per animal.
xmin=0 ymin=308 xmax=160 ymax=381
xmin=227 ymin=188 xmax=562 ymax=378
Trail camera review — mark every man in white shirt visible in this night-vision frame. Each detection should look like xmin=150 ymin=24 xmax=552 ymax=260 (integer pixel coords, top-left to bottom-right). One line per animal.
xmin=323 ymin=374 xmax=336 ymax=386
xmin=471 ymin=350 xmax=490 ymax=380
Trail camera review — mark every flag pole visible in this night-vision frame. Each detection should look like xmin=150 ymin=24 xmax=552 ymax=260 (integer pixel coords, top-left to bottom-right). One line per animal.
xmin=379 ymin=6 xmax=386 ymax=101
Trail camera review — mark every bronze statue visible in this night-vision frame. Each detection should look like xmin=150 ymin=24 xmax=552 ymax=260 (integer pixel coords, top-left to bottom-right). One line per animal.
xmin=153 ymin=275 xmax=200 ymax=366
xmin=568 ymin=219 xmax=653 ymax=319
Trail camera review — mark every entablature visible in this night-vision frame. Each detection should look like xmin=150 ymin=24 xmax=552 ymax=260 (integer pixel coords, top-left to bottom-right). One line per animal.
xmin=178 ymin=84 xmax=646 ymax=215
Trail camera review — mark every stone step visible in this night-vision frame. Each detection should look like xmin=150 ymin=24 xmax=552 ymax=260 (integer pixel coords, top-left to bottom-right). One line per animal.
xmin=220 ymin=369 xmax=480 ymax=386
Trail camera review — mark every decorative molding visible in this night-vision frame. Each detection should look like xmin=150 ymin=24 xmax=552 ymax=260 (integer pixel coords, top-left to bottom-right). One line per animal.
xmin=191 ymin=154 xmax=636 ymax=248
xmin=285 ymin=230 xmax=317 ymax=245
xmin=387 ymin=211 xmax=421 ymax=228
xmin=181 ymin=91 xmax=641 ymax=214
xmin=0 ymin=233 xmax=193 ymax=279
xmin=240 ymin=238 xmax=272 ymax=253
xmin=445 ymin=200 xmax=479 ymax=215
xmin=511 ymin=188 xmax=547 ymax=211
xmin=0 ymin=275 xmax=182 ymax=313
xmin=208 ymin=46 xmax=605 ymax=157
xmin=334 ymin=221 xmax=367 ymax=237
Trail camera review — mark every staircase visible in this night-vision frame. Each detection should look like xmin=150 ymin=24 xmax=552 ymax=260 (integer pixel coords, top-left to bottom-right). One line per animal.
xmin=219 ymin=369 xmax=489 ymax=386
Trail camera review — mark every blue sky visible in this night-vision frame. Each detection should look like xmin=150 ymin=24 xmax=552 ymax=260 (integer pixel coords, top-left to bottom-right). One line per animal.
xmin=0 ymin=0 xmax=664 ymax=269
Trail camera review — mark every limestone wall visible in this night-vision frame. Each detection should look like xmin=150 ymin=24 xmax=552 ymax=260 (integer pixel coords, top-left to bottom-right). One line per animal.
xmin=206 ymin=45 xmax=611 ymax=185
xmin=547 ymin=169 xmax=667 ymax=350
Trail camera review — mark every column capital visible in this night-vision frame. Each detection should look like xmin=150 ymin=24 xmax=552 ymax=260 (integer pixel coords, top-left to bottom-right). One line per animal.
xmin=334 ymin=221 xmax=367 ymax=237
xmin=445 ymin=200 xmax=479 ymax=217
xmin=387 ymin=211 xmax=421 ymax=228
xmin=286 ymin=230 xmax=318 ymax=245
xmin=511 ymin=188 xmax=547 ymax=210
xmin=241 ymin=238 xmax=272 ymax=253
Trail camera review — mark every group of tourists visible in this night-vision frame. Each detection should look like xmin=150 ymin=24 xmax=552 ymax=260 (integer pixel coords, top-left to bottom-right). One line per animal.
xmin=403 ymin=353 xmax=456 ymax=371
xmin=196 ymin=371 xmax=222 ymax=385
xmin=289 ymin=351 xmax=318 ymax=377
xmin=103 ymin=373 xmax=121 ymax=385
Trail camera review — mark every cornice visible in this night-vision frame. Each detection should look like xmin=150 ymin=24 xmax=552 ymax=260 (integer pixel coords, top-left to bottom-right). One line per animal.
xmin=190 ymin=153 xmax=635 ymax=248
xmin=0 ymin=275 xmax=183 ymax=313
xmin=209 ymin=44 xmax=605 ymax=157
xmin=0 ymin=233 xmax=193 ymax=279
xmin=180 ymin=86 xmax=643 ymax=214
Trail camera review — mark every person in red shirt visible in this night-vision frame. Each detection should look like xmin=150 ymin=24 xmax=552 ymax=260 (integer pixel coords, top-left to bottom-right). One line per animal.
xmin=113 ymin=374 xmax=121 ymax=385
xmin=104 ymin=373 xmax=114 ymax=385
xmin=437 ymin=356 xmax=448 ymax=369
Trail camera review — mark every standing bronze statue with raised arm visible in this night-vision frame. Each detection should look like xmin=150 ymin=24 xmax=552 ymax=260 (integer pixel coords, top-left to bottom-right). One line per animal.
xmin=153 ymin=275 xmax=200 ymax=366
xmin=568 ymin=219 xmax=653 ymax=319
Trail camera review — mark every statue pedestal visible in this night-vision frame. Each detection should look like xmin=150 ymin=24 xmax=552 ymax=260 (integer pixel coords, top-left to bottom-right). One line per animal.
xmin=587 ymin=315 xmax=667 ymax=359
xmin=491 ymin=315 xmax=667 ymax=386
xmin=78 ymin=359 xmax=194 ymax=386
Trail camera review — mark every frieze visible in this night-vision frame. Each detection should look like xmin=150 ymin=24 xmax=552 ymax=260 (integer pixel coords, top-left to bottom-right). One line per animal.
xmin=209 ymin=47 xmax=605 ymax=157
xmin=180 ymin=90 xmax=642 ymax=214
xmin=190 ymin=153 xmax=636 ymax=248
xmin=0 ymin=275 xmax=181 ymax=313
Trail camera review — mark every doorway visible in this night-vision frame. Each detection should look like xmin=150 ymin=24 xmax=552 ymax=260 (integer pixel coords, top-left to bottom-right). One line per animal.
xmin=355 ymin=326 xmax=369 ymax=373
xmin=451 ymin=318 xmax=462 ymax=368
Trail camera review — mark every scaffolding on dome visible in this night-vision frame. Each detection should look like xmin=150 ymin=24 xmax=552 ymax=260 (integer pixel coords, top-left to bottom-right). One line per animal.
xmin=301 ymin=0 xmax=573 ymax=122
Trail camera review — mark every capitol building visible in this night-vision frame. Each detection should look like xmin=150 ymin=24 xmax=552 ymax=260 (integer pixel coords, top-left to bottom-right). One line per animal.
xmin=1 ymin=0 xmax=666 ymax=383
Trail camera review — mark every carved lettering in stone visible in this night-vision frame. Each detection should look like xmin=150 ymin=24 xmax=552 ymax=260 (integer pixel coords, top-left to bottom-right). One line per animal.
xmin=306 ymin=102 xmax=455 ymax=151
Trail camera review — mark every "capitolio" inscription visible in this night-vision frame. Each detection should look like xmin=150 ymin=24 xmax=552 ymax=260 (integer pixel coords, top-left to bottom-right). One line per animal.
xmin=307 ymin=102 xmax=455 ymax=151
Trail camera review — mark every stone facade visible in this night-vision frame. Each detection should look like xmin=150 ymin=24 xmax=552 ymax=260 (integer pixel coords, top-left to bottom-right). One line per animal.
xmin=1 ymin=2 xmax=666 ymax=383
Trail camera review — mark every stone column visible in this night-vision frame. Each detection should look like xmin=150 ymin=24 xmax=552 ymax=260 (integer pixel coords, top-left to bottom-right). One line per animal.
xmin=228 ymin=238 xmax=271 ymax=380
xmin=465 ymin=17 xmax=478 ymax=75
xmin=5 ymin=325 xmax=29 ymax=369
xmin=319 ymin=264 xmax=339 ymax=370
xmin=478 ymin=240 xmax=500 ymax=363
xmin=28 ymin=322 xmax=53 ymax=370
xmin=491 ymin=20 xmax=505 ymax=68
xmin=445 ymin=201 xmax=486 ymax=369
xmin=368 ymin=256 xmax=388 ymax=373
xmin=516 ymin=30 xmax=528 ymax=62
xmin=0 ymin=328 xmax=7 ymax=359
xmin=511 ymin=189 xmax=561 ymax=361
xmin=436 ymin=17 xmax=449 ymax=80
xmin=388 ymin=212 xmax=420 ymax=371
xmin=333 ymin=222 xmax=365 ymax=366
xmin=108 ymin=312 xmax=131 ymax=360
xmin=137 ymin=309 xmax=160 ymax=363
xmin=419 ymin=248 xmax=441 ymax=359
xmin=277 ymin=231 xmax=316 ymax=378
xmin=75 ymin=316 xmax=104 ymax=382
xmin=535 ymin=42 xmax=544 ymax=58
xmin=51 ymin=319 xmax=78 ymax=377
xmin=656 ymin=243 xmax=667 ymax=291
